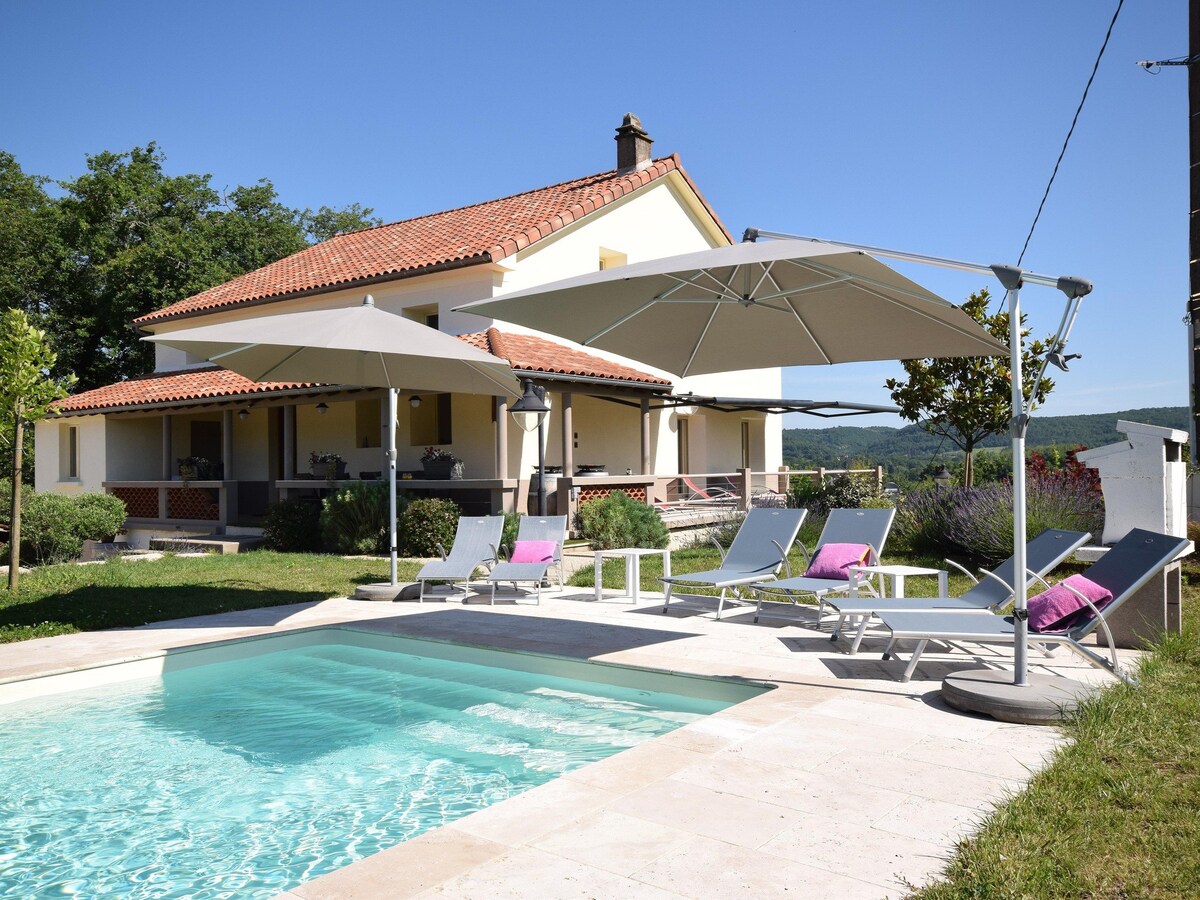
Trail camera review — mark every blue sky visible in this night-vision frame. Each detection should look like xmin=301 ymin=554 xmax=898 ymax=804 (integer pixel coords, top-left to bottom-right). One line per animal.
xmin=2 ymin=1 xmax=1185 ymax=428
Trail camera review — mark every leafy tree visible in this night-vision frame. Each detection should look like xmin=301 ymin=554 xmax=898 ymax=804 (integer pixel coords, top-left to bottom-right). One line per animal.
xmin=884 ymin=289 xmax=1053 ymax=486
xmin=1 ymin=309 xmax=75 ymax=589
xmin=1 ymin=144 xmax=380 ymax=390
xmin=0 ymin=152 xmax=59 ymax=321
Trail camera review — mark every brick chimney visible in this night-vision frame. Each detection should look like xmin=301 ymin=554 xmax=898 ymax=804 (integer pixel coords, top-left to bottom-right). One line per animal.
xmin=615 ymin=113 xmax=654 ymax=172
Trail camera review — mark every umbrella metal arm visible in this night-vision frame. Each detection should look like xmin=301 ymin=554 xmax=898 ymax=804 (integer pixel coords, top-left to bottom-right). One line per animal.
xmin=745 ymin=229 xmax=1093 ymax=297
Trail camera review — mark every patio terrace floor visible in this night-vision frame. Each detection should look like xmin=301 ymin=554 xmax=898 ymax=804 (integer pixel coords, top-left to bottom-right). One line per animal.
xmin=0 ymin=586 xmax=1118 ymax=899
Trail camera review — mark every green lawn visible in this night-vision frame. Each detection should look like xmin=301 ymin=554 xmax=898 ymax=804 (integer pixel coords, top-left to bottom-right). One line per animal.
xmin=0 ymin=552 xmax=413 ymax=643
xmin=914 ymin=558 xmax=1200 ymax=899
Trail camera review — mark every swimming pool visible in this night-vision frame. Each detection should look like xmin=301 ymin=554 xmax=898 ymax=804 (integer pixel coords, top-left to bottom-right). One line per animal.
xmin=0 ymin=628 xmax=763 ymax=898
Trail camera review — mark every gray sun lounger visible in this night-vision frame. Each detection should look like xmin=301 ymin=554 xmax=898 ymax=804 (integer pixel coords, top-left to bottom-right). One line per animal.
xmin=661 ymin=507 xmax=807 ymax=618
xmin=483 ymin=515 xmax=568 ymax=605
xmin=750 ymin=508 xmax=896 ymax=625
xmin=825 ymin=528 xmax=1091 ymax=653
xmin=415 ymin=515 xmax=505 ymax=601
xmin=877 ymin=528 xmax=1193 ymax=683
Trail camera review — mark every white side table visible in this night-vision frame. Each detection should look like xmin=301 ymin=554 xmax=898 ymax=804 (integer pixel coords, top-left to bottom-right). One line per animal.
xmin=849 ymin=564 xmax=949 ymax=600
xmin=594 ymin=548 xmax=671 ymax=603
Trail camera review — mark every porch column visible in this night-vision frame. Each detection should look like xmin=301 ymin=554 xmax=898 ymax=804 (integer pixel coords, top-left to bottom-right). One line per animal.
xmin=283 ymin=404 xmax=296 ymax=479
xmin=560 ymin=392 xmax=573 ymax=478
xmin=222 ymin=410 xmax=233 ymax=480
xmin=161 ymin=414 xmax=173 ymax=479
xmin=495 ymin=396 xmax=508 ymax=478
xmin=640 ymin=398 xmax=651 ymax=474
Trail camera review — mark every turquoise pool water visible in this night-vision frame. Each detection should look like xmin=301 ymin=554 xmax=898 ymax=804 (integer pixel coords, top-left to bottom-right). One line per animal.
xmin=0 ymin=633 xmax=748 ymax=898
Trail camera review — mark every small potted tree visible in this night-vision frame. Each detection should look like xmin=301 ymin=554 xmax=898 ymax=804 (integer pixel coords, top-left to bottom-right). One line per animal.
xmin=177 ymin=456 xmax=211 ymax=483
xmin=421 ymin=447 xmax=462 ymax=480
xmin=309 ymin=451 xmax=347 ymax=480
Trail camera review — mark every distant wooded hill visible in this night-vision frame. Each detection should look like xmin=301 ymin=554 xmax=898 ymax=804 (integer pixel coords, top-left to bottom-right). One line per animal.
xmin=782 ymin=407 xmax=1188 ymax=477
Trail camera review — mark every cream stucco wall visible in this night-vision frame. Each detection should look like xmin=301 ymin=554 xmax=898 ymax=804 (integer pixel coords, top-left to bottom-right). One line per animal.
xmin=35 ymin=415 xmax=106 ymax=494
xmin=105 ymin=418 xmax=163 ymax=481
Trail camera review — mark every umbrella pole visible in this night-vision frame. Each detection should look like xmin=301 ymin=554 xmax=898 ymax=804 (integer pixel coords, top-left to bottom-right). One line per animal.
xmin=387 ymin=388 xmax=398 ymax=586
xmin=1007 ymin=283 xmax=1030 ymax=687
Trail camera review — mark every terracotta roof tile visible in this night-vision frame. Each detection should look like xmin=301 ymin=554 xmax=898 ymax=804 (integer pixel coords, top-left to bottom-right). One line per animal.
xmin=135 ymin=155 xmax=730 ymax=325
xmin=464 ymin=328 xmax=670 ymax=386
xmin=54 ymin=367 xmax=314 ymax=415
xmin=54 ymin=331 xmax=668 ymax=415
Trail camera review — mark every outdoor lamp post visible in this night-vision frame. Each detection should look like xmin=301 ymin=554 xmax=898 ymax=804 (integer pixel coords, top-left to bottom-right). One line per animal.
xmin=933 ymin=465 xmax=953 ymax=490
xmin=510 ymin=378 xmax=551 ymax=515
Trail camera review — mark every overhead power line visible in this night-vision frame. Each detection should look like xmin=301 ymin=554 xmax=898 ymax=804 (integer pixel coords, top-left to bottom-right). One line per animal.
xmin=1017 ymin=0 xmax=1126 ymax=266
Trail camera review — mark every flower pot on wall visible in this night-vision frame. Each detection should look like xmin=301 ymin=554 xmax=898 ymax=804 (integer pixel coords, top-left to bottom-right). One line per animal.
xmin=311 ymin=461 xmax=347 ymax=480
xmin=423 ymin=459 xmax=455 ymax=480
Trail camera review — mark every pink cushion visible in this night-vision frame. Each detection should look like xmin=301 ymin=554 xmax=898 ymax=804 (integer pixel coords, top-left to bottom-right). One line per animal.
xmin=1028 ymin=574 xmax=1113 ymax=632
xmin=804 ymin=543 xmax=871 ymax=580
xmin=511 ymin=540 xmax=557 ymax=564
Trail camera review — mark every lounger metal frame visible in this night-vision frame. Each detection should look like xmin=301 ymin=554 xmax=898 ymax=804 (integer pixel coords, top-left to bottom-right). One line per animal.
xmin=661 ymin=508 xmax=807 ymax=618
xmin=415 ymin=515 xmax=505 ymax=602
xmin=877 ymin=529 xmax=1193 ymax=683
xmin=826 ymin=528 xmax=1091 ymax=653
xmin=483 ymin=515 xmax=568 ymax=605
xmin=750 ymin=508 xmax=897 ymax=625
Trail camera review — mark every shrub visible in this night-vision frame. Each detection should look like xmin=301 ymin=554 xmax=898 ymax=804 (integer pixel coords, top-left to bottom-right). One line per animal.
xmin=576 ymin=491 xmax=669 ymax=550
xmin=264 ymin=500 xmax=323 ymax=552
xmin=890 ymin=486 xmax=965 ymax=556
xmin=70 ymin=493 xmax=127 ymax=542
xmin=891 ymin=475 xmax=1105 ymax=563
xmin=788 ymin=473 xmax=889 ymax=518
xmin=502 ymin=511 xmax=522 ymax=553
xmin=399 ymin=498 xmax=462 ymax=557
xmin=945 ymin=475 xmax=1104 ymax=563
xmin=17 ymin=491 xmax=127 ymax=566
xmin=320 ymin=482 xmax=393 ymax=555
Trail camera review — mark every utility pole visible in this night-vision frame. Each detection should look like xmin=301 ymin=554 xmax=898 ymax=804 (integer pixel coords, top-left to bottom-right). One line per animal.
xmin=1139 ymin=2 xmax=1200 ymax=460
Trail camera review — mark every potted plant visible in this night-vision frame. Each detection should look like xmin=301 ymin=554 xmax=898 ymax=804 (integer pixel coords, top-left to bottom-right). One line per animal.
xmin=177 ymin=456 xmax=211 ymax=483
xmin=309 ymin=451 xmax=347 ymax=480
xmin=576 ymin=463 xmax=609 ymax=477
xmin=421 ymin=447 xmax=462 ymax=480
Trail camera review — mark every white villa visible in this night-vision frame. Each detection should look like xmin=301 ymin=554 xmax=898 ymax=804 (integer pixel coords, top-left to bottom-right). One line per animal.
xmin=36 ymin=116 xmax=793 ymax=546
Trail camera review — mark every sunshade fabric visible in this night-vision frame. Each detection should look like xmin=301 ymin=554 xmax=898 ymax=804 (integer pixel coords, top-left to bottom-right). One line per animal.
xmin=456 ymin=240 xmax=1009 ymax=377
xmin=143 ymin=301 xmax=518 ymax=396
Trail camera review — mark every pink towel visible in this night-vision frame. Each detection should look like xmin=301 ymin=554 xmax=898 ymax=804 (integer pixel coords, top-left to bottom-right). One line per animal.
xmin=511 ymin=540 xmax=557 ymax=564
xmin=804 ymin=543 xmax=871 ymax=580
xmin=1028 ymin=574 xmax=1113 ymax=632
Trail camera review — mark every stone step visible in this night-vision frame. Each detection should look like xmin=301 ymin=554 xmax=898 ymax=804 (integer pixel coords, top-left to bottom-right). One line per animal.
xmin=148 ymin=534 xmax=265 ymax=555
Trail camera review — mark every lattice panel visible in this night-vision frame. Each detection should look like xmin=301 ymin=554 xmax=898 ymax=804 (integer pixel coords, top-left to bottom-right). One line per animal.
xmin=110 ymin=487 xmax=158 ymax=519
xmin=167 ymin=487 xmax=220 ymax=521
xmin=576 ymin=485 xmax=647 ymax=506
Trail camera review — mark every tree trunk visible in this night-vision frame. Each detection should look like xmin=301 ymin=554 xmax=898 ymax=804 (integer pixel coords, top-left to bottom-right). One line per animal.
xmin=8 ymin=413 xmax=22 ymax=591
xmin=962 ymin=444 xmax=975 ymax=487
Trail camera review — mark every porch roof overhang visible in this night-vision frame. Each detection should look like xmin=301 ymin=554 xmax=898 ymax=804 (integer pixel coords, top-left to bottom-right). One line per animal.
xmin=50 ymin=384 xmax=371 ymax=418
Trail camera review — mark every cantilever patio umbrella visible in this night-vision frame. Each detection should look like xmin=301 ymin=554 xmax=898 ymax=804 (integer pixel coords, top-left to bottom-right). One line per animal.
xmin=460 ymin=234 xmax=1093 ymax=711
xmin=455 ymin=239 xmax=1009 ymax=376
xmin=145 ymin=295 xmax=519 ymax=589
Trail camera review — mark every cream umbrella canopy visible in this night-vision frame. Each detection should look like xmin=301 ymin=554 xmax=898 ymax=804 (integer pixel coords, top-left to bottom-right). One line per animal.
xmin=144 ymin=295 xmax=520 ymax=588
xmin=454 ymin=239 xmax=1009 ymax=377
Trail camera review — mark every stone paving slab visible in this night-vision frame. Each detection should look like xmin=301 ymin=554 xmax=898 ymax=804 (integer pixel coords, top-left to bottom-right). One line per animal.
xmin=0 ymin=583 xmax=1122 ymax=899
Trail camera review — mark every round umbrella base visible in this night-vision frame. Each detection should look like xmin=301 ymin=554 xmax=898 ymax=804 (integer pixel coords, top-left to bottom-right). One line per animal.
xmin=353 ymin=582 xmax=411 ymax=602
xmin=942 ymin=668 xmax=1100 ymax=725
